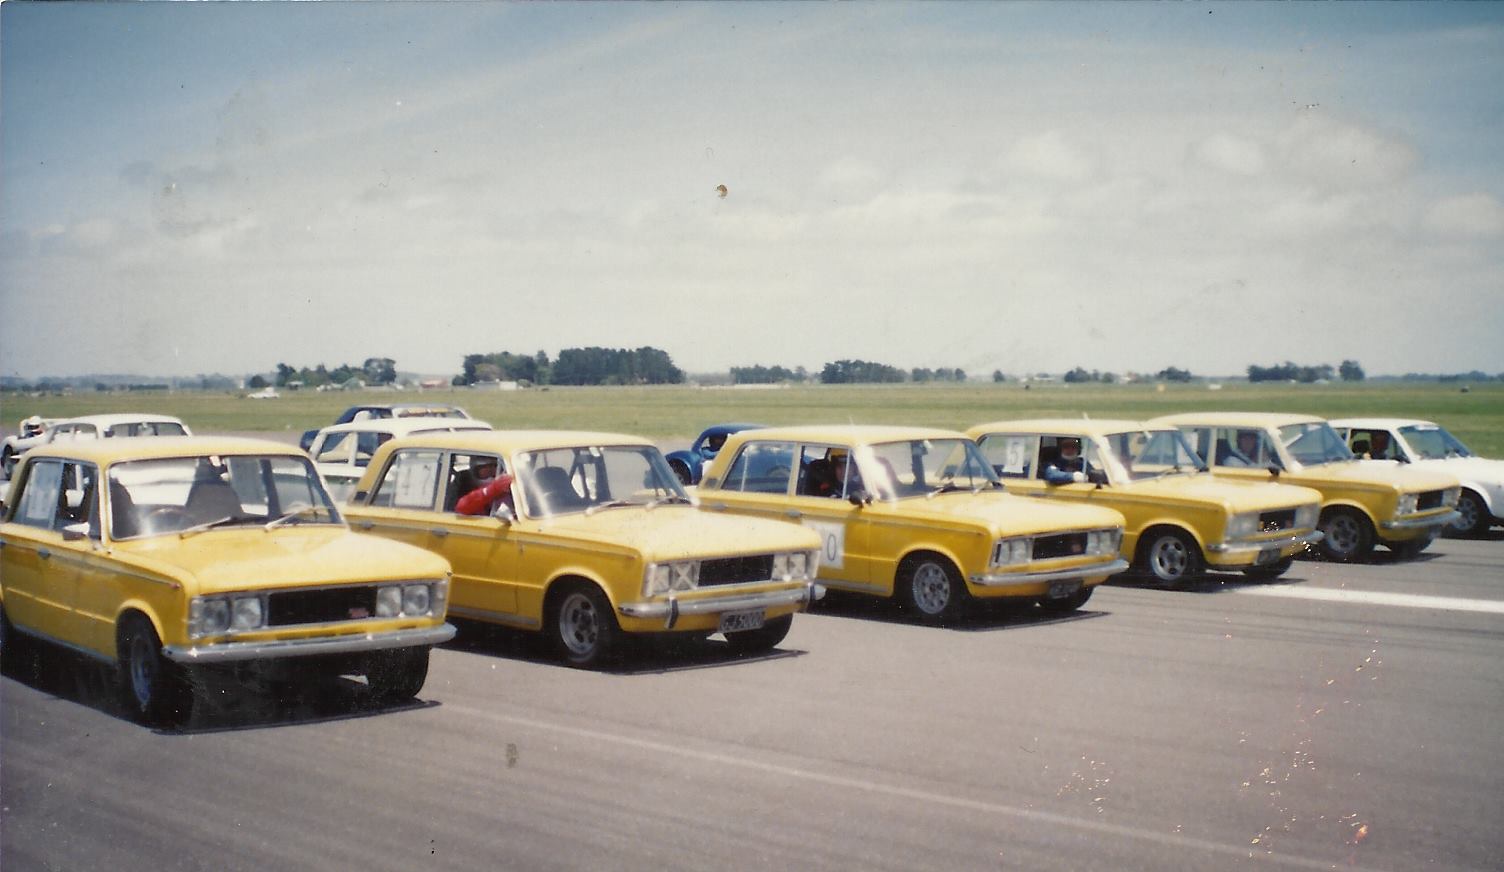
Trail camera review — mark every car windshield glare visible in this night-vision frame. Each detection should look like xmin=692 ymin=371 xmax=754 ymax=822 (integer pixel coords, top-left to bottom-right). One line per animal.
xmin=107 ymin=454 xmax=340 ymax=540
xmin=1106 ymin=429 xmax=1202 ymax=480
xmin=867 ymin=439 xmax=999 ymax=499
xmin=1399 ymin=425 xmax=1473 ymax=460
xmin=1278 ymin=422 xmax=1353 ymax=466
xmin=517 ymin=445 xmax=687 ymax=517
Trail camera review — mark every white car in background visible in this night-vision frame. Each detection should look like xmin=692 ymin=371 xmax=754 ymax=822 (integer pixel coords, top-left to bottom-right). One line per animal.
xmin=308 ymin=416 xmax=494 ymax=501
xmin=1330 ymin=417 xmax=1503 ymax=537
xmin=2 ymin=416 xmax=60 ymax=478
xmin=2 ymin=413 xmax=190 ymax=478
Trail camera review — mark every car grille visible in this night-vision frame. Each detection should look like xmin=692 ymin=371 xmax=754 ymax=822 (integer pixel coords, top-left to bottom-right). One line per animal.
xmin=1417 ymin=490 xmax=1445 ymax=511
xmin=1033 ymin=533 xmax=1088 ymax=561
xmin=699 ymin=555 xmax=774 ymax=587
xmin=266 ymin=585 xmax=380 ymax=626
xmin=1260 ymin=509 xmax=1296 ymax=532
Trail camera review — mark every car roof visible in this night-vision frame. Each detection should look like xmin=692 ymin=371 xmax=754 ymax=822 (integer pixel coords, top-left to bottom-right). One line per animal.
xmin=968 ymin=418 xmax=1159 ymax=437
xmin=1327 ymin=417 xmax=1436 ymax=429
xmin=50 ymin=413 xmax=187 ymax=427
xmin=1149 ymin=412 xmax=1326 ymax=428
xmin=347 ymin=402 xmax=466 ymax=414
xmin=700 ymin=422 xmax=765 ymax=436
xmin=726 ymin=424 xmax=971 ymax=444
xmin=20 ymin=435 xmax=303 ymax=466
xmin=316 ymin=418 xmax=492 ymax=437
xmin=382 ymin=429 xmax=655 ymax=454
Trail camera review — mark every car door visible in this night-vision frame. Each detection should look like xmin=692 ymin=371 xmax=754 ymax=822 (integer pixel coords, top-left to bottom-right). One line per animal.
xmin=437 ymin=452 xmax=521 ymax=621
xmin=0 ymin=459 xmax=87 ymax=644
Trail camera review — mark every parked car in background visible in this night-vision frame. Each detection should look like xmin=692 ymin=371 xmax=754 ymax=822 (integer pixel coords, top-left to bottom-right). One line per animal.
xmin=342 ymin=430 xmax=824 ymax=668
xmin=2 ymin=416 xmax=59 ymax=478
xmin=1330 ymin=417 xmax=1504 ymax=537
xmin=299 ymin=403 xmax=471 ymax=451
xmin=665 ymin=423 xmax=765 ymax=485
xmin=1151 ymin=413 xmax=1461 ymax=561
xmin=2 ymin=413 xmax=191 ymax=478
xmin=695 ymin=425 xmax=1128 ymax=622
xmin=308 ymin=417 xmax=494 ymax=501
xmin=968 ymin=419 xmax=1324 ymax=586
xmin=0 ymin=436 xmax=454 ymax=727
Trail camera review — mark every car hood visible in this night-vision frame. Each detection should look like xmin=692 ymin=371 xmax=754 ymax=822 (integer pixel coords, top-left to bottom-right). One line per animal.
xmin=1115 ymin=475 xmax=1320 ymax=511
xmin=535 ymin=505 xmax=824 ymax=562
xmin=1292 ymin=461 xmax=1458 ymax=493
xmin=112 ymin=526 xmax=450 ymax=596
xmin=889 ymin=491 xmax=1124 ymax=537
xmin=1410 ymin=455 xmax=1504 ymax=485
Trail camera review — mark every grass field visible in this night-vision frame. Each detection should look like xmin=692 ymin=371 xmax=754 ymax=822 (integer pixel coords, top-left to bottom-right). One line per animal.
xmin=4 ymin=381 xmax=1503 ymax=456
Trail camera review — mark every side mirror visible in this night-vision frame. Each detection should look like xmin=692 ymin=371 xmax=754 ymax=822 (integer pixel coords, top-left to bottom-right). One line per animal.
xmin=847 ymin=488 xmax=872 ymax=507
xmin=492 ymin=503 xmax=515 ymax=523
xmin=61 ymin=521 xmax=90 ymax=541
xmin=1266 ymin=465 xmax=1281 ymax=478
xmin=1086 ymin=469 xmax=1108 ymax=486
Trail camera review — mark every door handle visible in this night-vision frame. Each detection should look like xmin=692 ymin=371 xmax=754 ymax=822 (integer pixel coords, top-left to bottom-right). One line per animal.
xmin=355 ymin=521 xmax=374 ymax=531
xmin=38 ymin=547 xmax=52 ymax=559
xmin=784 ymin=510 xmax=802 ymax=519
xmin=430 ymin=528 xmax=450 ymax=538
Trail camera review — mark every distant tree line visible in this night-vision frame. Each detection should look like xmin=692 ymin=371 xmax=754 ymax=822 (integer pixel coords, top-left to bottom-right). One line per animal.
xmin=275 ymin=358 xmax=397 ymax=388
xmin=910 ymin=367 xmax=967 ymax=383
xmin=820 ymin=360 xmax=906 ymax=384
xmin=731 ymin=364 xmax=807 ymax=385
xmin=1247 ymin=360 xmax=1365 ymax=383
xmin=456 ymin=346 xmax=684 ymax=387
xmin=458 ymin=351 xmax=551 ymax=386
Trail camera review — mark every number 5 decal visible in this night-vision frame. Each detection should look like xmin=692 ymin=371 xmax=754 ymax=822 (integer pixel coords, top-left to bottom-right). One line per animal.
xmin=802 ymin=520 xmax=845 ymax=571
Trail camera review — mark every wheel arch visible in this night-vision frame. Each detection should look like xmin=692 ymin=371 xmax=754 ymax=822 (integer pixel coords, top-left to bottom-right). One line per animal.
xmin=894 ymin=545 xmax=967 ymax=596
xmin=542 ymin=571 xmax=615 ymax=616
xmin=1133 ymin=522 xmax=1204 ymax=563
xmin=1319 ymin=500 xmax=1378 ymax=529
xmin=113 ymin=604 xmax=168 ymax=663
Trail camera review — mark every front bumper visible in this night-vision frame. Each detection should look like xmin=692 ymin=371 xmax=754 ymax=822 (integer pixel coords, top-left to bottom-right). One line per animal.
xmin=164 ymin=623 xmax=456 ymax=664
xmin=1381 ymin=510 xmax=1461 ymax=532
xmin=1207 ymin=530 xmax=1324 ymax=560
xmin=619 ymin=582 xmax=824 ymax=629
xmin=970 ymin=558 xmax=1129 ymax=588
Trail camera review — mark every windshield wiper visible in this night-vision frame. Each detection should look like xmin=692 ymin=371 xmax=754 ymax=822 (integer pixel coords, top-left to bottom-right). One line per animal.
xmin=927 ymin=482 xmax=987 ymax=498
xmin=266 ymin=505 xmax=323 ymax=530
xmin=178 ymin=515 xmax=251 ymax=538
xmin=645 ymin=494 xmax=692 ymax=509
xmin=584 ymin=499 xmax=638 ymax=515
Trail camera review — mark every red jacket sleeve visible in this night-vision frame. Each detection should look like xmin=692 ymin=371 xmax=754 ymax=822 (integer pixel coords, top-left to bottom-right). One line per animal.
xmin=456 ymin=474 xmax=514 ymax=515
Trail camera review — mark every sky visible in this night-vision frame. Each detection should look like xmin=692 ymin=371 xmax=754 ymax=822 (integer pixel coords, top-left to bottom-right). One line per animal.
xmin=3 ymin=1 xmax=1502 ymax=381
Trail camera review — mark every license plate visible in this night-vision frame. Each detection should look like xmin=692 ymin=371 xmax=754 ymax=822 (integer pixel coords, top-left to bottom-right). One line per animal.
xmin=1255 ymin=547 xmax=1280 ymax=566
xmin=1046 ymin=581 xmax=1081 ymax=600
xmin=718 ymin=609 xmax=766 ymax=633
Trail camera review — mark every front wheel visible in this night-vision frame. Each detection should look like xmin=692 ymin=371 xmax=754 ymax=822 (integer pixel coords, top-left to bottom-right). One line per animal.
xmin=549 ymin=584 xmax=622 ymax=668
xmin=1138 ymin=529 xmax=1204 ymax=588
xmin=1037 ymin=585 xmax=1093 ymax=613
xmin=366 ymin=647 xmax=431 ymax=703
xmin=1243 ymin=556 xmax=1294 ymax=580
xmin=1448 ymin=490 xmax=1490 ymax=537
xmin=1 ymin=446 xmax=14 ymax=478
xmin=1318 ymin=508 xmax=1374 ymax=562
xmin=896 ymin=555 xmax=969 ymax=623
xmin=1389 ymin=533 xmax=1436 ymax=560
xmin=117 ymin=614 xmax=193 ymax=727
xmin=724 ymin=614 xmax=793 ymax=654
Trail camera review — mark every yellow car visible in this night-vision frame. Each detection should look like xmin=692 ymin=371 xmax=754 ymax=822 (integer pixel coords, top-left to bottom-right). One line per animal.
xmin=695 ymin=425 xmax=1128 ymax=622
xmin=341 ymin=431 xmax=824 ymax=668
xmin=0 ymin=437 xmax=455 ymax=727
xmin=968 ymin=420 xmax=1324 ymax=586
xmin=1150 ymin=413 xmax=1461 ymax=561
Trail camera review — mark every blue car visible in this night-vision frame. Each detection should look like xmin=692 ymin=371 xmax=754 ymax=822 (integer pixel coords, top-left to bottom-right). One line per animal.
xmin=666 ymin=423 xmax=765 ymax=485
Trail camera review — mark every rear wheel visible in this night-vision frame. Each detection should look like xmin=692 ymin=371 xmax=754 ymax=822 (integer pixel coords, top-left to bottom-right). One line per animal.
xmin=896 ymin=554 xmax=969 ymax=623
xmin=117 ymin=614 xmax=193 ymax=727
xmin=724 ymin=614 xmax=793 ymax=654
xmin=1449 ymin=490 xmax=1490 ymax=537
xmin=1138 ymin=529 xmax=1204 ymax=588
xmin=1318 ymin=508 xmax=1374 ymax=562
xmin=1243 ymin=557 xmax=1294 ymax=580
xmin=549 ymin=583 xmax=622 ymax=668
xmin=366 ymin=647 xmax=430 ymax=703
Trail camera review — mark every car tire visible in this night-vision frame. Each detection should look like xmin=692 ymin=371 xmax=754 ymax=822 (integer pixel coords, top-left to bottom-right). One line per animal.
xmin=117 ymin=614 xmax=193 ymax=728
xmin=549 ymin=583 xmax=621 ymax=669
xmin=1318 ymin=508 xmax=1374 ymax=562
xmin=366 ymin=647 xmax=431 ymax=703
xmin=1448 ymin=490 xmax=1490 ymax=537
xmin=1138 ymin=529 xmax=1204 ymax=588
xmin=896 ymin=554 xmax=969 ymax=624
xmin=669 ymin=460 xmax=693 ymax=486
xmin=1389 ymin=533 xmax=1436 ymax=560
xmin=1037 ymin=585 xmax=1093 ymax=613
xmin=1 ymin=445 xmax=14 ymax=478
xmin=1242 ymin=557 xmax=1294 ymax=580
xmin=0 ymin=600 xmax=12 ymax=659
xmin=724 ymin=614 xmax=793 ymax=654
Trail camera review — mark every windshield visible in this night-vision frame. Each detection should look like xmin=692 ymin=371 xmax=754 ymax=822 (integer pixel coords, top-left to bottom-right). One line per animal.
xmin=516 ymin=445 xmax=687 ymax=517
xmin=107 ymin=454 xmax=341 ymax=540
xmin=866 ymin=438 xmax=999 ymax=498
xmin=1277 ymin=422 xmax=1354 ymax=466
xmin=1104 ymin=429 xmax=1204 ymax=480
xmin=1398 ymin=425 xmax=1473 ymax=459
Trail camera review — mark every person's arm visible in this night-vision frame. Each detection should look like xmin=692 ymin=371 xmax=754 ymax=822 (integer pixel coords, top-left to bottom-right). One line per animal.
xmin=1043 ymin=464 xmax=1086 ymax=484
xmin=456 ymin=475 xmax=514 ymax=515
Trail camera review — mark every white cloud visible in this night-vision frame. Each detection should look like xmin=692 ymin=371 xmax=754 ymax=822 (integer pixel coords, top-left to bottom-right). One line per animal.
xmin=1195 ymin=133 xmax=1266 ymax=176
xmin=1423 ymin=193 xmax=1504 ymax=238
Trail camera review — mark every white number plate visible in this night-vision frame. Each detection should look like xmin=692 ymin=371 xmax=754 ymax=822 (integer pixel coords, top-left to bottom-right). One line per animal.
xmin=1047 ymin=581 xmax=1081 ymax=600
xmin=1255 ymin=547 xmax=1280 ymax=566
xmin=718 ymin=609 xmax=766 ymax=633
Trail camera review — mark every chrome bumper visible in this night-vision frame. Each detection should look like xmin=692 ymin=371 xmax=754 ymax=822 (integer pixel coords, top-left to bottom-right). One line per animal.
xmin=1207 ymin=529 xmax=1324 ymax=557
xmin=164 ymin=623 xmax=456 ymax=664
xmin=1381 ymin=510 xmax=1461 ymax=531
xmin=970 ymin=558 xmax=1129 ymax=588
xmin=619 ymin=582 xmax=824 ymax=629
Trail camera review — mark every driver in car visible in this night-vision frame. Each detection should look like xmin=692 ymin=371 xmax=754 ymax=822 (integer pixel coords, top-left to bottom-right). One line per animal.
xmin=1043 ymin=437 xmax=1089 ymax=484
xmin=456 ymin=457 xmax=515 ymax=516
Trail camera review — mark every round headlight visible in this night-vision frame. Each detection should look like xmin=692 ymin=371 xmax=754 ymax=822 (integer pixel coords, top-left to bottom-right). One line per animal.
xmin=194 ymin=598 xmax=230 ymax=636
xmin=376 ymin=585 xmax=403 ymax=618
xmin=230 ymin=596 xmax=264 ymax=631
xmin=402 ymin=584 xmax=432 ymax=616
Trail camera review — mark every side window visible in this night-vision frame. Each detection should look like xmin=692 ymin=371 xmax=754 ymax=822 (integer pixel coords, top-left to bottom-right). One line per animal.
xmin=369 ymin=449 xmax=444 ymax=509
xmin=1179 ymin=427 xmax=1212 ymax=465
xmin=720 ymin=442 xmax=795 ymax=494
xmin=444 ymin=453 xmax=508 ymax=512
xmin=977 ymin=434 xmax=1037 ymax=479
xmin=1214 ymin=427 xmax=1272 ymax=467
xmin=14 ymin=460 xmax=64 ymax=529
xmin=58 ymin=462 xmax=101 ymax=534
xmin=315 ymin=432 xmax=354 ymax=464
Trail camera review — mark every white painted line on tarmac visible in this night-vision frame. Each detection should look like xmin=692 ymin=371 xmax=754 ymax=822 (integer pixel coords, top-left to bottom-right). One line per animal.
xmin=450 ymin=705 xmax=1395 ymax=872
xmin=1236 ymin=585 xmax=1504 ymax=614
